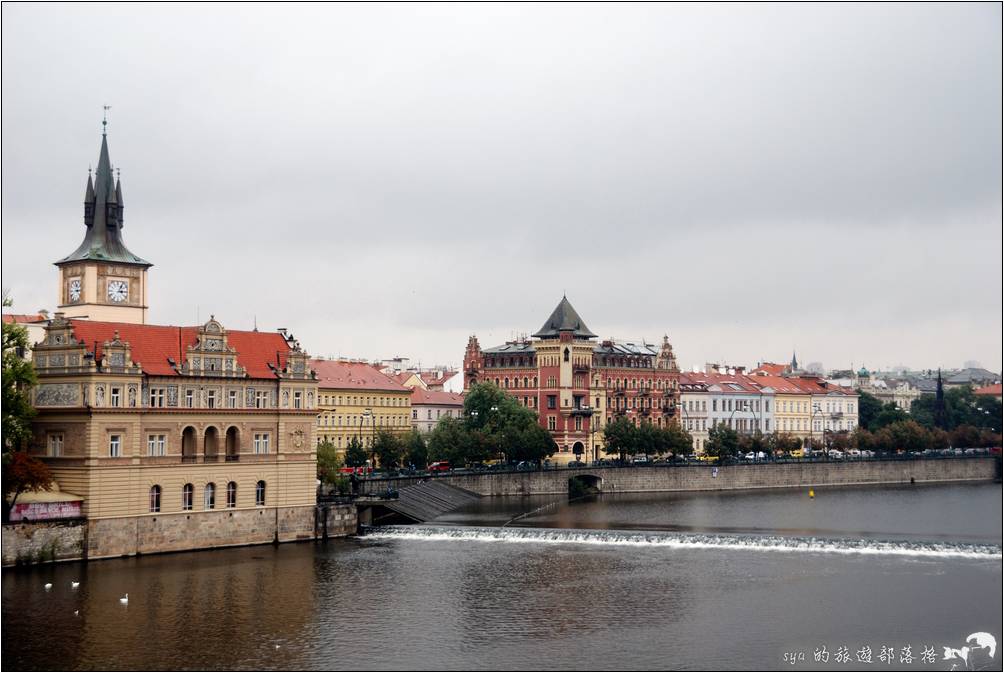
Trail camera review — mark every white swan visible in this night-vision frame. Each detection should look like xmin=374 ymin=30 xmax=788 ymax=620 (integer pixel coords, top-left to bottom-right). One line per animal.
xmin=70 ymin=581 xmax=80 ymax=589
xmin=119 ymin=593 xmax=129 ymax=605
xmin=44 ymin=583 xmax=52 ymax=590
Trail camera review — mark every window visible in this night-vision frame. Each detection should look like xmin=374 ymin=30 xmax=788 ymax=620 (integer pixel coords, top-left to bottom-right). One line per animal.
xmin=150 ymin=388 xmax=166 ymax=407
xmin=147 ymin=434 xmax=166 ymax=456
xmin=110 ymin=387 xmax=121 ymax=407
xmin=149 ymin=485 xmax=161 ymax=513
xmin=229 ymin=390 xmax=238 ymax=408
xmin=293 ymin=391 xmax=302 ymax=409
xmin=548 ymin=416 xmax=557 ymax=431
xmin=547 ymin=395 xmax=557 ymax=409
xmin=109 ymin=434 xmax=122 ymax=457
xmin=255 ymin=391 xmax=269 ymax=408
xmin=412 ymin=410 xmax=417 ymax=420
xmin=185 ymin=389 xmax=195 ymax=408
xmin=182 ymin=483 xmax=194 ymax=511
xmin=47 ymin=433 xmax=64 ymax=457
xmin=204 ymin=483 xmax=216 ymax=510
xmin=255 ymin=480 xmax=266 ymax=506
xmin=227 ymin=481 xmax=237 ymax=508
xmin=253 ymin=433 xmax=270 ymax=454
xmin=207 ymin=390 xmax=217 ymax=409
xmin=427 ymin=409 xmax=433 ymax=420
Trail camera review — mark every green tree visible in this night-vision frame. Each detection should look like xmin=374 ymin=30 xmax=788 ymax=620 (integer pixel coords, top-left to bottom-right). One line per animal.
xmin=344 ymin=436 xmax=368 ymax=467
xmin=372 ymin=429 xmax=405 ymax=469
xmin=463 ymin=382 xmax=536 ymax=434
xmin=662 ymin=423 xmax=693 ymax=458
xmin=500 ymin=422 xmax=556 ymax=463
xmin=316 ymin=440 xmax=343 ymax=485
xmin=2 ymin=299 xmax=53 ymax=521
xmin=427 ymin=415 xmax=468 ymax=465
xmin=602 ymin=417 xmax=637 ymax=462
xmin=705 ymin=424 xmax=739 ymax=463
xmin=405 ymin=430 xmax=428 ymax=469
xmin=856 ymin=390 xmax=884 ymax=430
xmin=2 ymin=301 xmax=37 ymax=450
xmin=912 ymin=386 xmax=1002 ymax=433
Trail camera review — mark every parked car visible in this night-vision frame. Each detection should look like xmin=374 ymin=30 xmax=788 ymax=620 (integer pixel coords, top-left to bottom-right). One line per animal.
xmin=789 ymin=449 xmax=805 ymax=459
xmin=428 ymin=461 xmax=451 ymax=472
xmin=827 ymin=450 xmax=845 ymax=460
xmin=567 ymin=460 xmax=585 ymax=468
xmin=632 ymin=455 xmax=650 ymax=464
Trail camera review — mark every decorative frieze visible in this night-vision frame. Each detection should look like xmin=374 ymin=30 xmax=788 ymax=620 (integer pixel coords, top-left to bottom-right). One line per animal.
xmin=35 ymin=384 xmax=81 ymax=407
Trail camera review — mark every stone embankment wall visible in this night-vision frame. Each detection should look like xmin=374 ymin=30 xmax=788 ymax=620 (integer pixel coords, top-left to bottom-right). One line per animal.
xmin=359 ymin=457 xmax=1000 ymax=497
xmin=2 ymin=503 xmax=358 ymax=566
xmin=2 ymin=519 xmax=86 ymax=566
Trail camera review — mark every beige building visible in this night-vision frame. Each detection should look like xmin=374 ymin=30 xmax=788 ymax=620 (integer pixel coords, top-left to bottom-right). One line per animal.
xmin=20 ymin=126 xmax=320 ymax=559
xmin=28 ymin=315 xmax=319 ymax=558
xmin=311 ymin=359 xmax=412 ymax=453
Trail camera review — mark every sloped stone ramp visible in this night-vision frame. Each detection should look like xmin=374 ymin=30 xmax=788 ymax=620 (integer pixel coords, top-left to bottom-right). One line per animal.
xmin=383 ymin=480 xmax=481 ymax=522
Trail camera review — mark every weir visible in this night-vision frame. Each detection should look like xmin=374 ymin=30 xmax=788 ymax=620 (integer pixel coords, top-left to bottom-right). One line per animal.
xmin=363 ymin=525 xmax=1004 ymax=560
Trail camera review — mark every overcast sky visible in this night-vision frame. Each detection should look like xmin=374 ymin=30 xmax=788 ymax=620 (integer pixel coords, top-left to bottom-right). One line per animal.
xmin=2 ymin=3 xmax=1001 ymax=373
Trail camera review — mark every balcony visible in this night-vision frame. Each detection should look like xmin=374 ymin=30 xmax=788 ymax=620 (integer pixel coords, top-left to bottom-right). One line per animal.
xmin=637 ymin=387 xmax=651 ymax=396
xmin=225 ymin=454 xmax=241 ymax=463
xmin=573 ymin=364 xmax=589 ymax=374
xmin=571 ymin=406 xmax=594 ymax=417
xmin=613 ymin=388 xmax=626 ymax=396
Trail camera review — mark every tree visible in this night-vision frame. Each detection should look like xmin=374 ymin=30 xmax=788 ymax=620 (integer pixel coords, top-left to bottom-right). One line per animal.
xmin=950 ymin=424 xmax=981 ymax=449
xmin=463 ymin=382 xmax=536 ymax=434
xmin=316 ymin=440 xmax=343 ymax=485
xmin=912 ymin=387 xmax=1003 ymax=433
xmin=2 ymin=301 xmax=37 ymax=450
xmin=405 ymin=430 xmax=428 ymax=469
xmin=344 ymin=437 xmax=368 ymax=467
xmin=602 ymin=417 xmax=637 ymax=462
xmin=857 ymin=390 xmax=884 ymax=431
xmin=705 ymin=424 xmax=739 ymax=463
xmin=501 ymin=423 xmax=556 ymax=463
xmin=2 ymin=299 xmax=52 ymax=521
xmin=372 ymin=429 xmax=405 ymax=469
xmin=3 ymin=452 xmax=53 ymax=518
xmin=662 ymin=423 xmax=693 ymax=458
xmin=427 ymin=415 xmax=468 ymax=465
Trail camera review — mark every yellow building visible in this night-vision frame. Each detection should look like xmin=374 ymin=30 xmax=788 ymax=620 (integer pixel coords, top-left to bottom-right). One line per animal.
xmin=29 ymin=315 xmax=319 ymax=558
xmin=310 ymin=359 xmax=412 ymax=454
xmin=751 ymin=374 xmax=813 ymax=442
xmin=22 ymin=126 xmax=321 ymax=559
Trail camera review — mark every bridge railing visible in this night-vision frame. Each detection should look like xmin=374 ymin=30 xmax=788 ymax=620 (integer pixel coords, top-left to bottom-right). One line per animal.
xmin=356 ymin=451 xmax=998 ymax=481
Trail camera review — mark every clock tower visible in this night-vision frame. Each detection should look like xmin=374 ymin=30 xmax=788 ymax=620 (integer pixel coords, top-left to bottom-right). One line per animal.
xmin=55 ymin=122 xmax=152 ymax=324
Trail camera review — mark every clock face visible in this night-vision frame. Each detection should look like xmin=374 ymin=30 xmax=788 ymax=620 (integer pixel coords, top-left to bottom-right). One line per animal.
xmin=68 ymin=279 xmax=81 ymax=302
xmin=107 ymin=280 xmax=128 ymax=303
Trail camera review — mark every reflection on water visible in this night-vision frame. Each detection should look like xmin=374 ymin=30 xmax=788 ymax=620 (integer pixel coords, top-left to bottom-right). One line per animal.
xmin=3 ymin=483 xmax=1001 ymax=671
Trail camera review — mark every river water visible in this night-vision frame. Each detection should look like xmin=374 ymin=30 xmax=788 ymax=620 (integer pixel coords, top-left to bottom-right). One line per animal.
xmin=3 ymin=483 xmax=1001 ymax=671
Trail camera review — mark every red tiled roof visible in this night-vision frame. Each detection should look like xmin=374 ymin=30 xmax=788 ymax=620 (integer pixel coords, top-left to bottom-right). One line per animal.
xmin=974 ymin=383 xmax=1003 ymax=397
xmin=69 ymin=319 xmax=290 ymax=379
xmin=310 ymin=359 xmax=409 ymax=392
xmin=410 ymin=388 xmax=464 ymax=406
xmin=786 ymin=377 xmax=830 ymax=395
xmin=751 ymin=363 xmax=787 ymax=376
xmin=3 ymin=313 xmax=48 ymax=324
xmin=747 ymin=374 xmax=808 ymax=395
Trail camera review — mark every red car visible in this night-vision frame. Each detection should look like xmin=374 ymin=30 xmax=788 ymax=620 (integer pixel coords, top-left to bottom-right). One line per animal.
xmin=428 ymin=461 xmax=451 ymax=472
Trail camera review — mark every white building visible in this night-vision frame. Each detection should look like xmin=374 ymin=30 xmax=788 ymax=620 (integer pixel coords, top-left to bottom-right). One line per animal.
xmin=410 ymin=388 xmax=465 ymax=433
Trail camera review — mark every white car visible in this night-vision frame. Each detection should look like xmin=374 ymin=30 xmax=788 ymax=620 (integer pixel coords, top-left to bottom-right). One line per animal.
xmin=828 ymin=450 xmax=845 ymax=460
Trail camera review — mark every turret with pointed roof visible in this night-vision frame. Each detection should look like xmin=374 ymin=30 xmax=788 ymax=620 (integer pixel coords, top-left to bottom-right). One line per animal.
xmin=532 ymin=295 xmax=597 ymax=340
xmin=57 ymin=128 xmax=150 ymax=267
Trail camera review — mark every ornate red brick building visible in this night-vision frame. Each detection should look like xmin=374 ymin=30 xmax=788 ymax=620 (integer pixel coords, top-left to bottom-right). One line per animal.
xmin=463 ymin=296 xmax=680 ymax=464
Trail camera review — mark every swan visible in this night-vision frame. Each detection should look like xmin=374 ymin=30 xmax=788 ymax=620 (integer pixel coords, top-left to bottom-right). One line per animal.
xmin=119 ymin=593 xmax=129 ymax=605
xmin=44 ymin=583 xmax=52 ymax=590
xmin=70 ymin=581 xmax=80 ymax=589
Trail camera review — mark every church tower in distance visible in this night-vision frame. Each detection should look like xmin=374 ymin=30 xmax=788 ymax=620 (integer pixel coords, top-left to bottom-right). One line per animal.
xmin=55 ymin=119 xmax=151 ymax=324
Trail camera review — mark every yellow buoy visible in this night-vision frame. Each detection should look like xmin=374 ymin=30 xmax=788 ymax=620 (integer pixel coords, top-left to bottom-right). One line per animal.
xmin=809 ymin=489 xmax=815 ymax=499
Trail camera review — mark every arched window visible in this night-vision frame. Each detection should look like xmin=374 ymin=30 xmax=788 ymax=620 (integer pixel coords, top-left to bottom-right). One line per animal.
xmin=227 ymin=481 xmax=237 ymax=508
xmin=563 ymin=348 xmax=570 ymax=362
xmin=255 ymin=480 xmax=266 ymax=506
xmin=182 ymin=483 xmax=194 ymax=511
xmin=149 ymin=485 xmax=161 ymax=513
xmin=204 ymin=482 xmax=216 ymax=510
